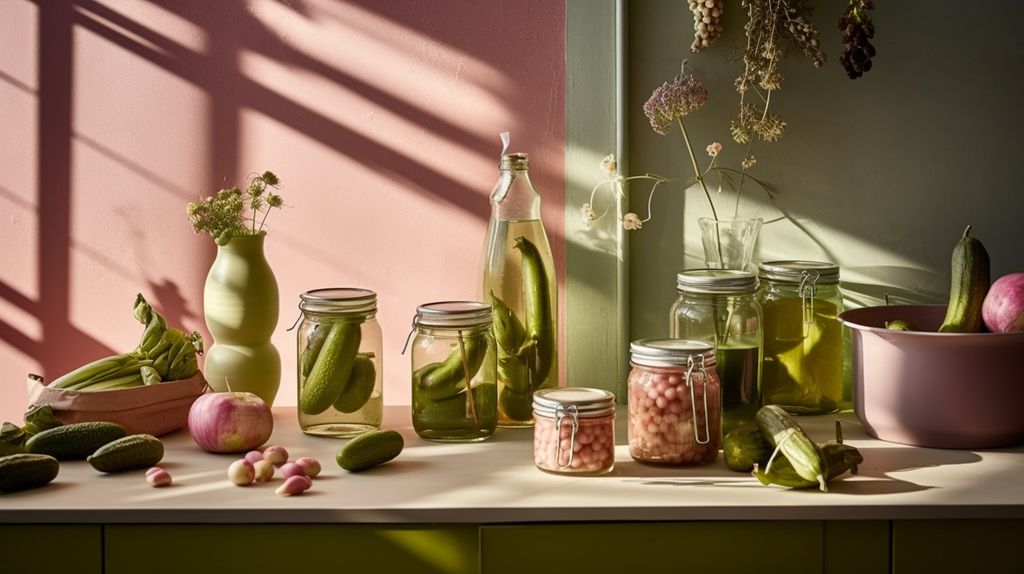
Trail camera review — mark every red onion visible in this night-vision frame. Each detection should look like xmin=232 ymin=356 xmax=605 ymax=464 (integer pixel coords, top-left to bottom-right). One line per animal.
xmin=188 ymin=391 xmax=274 ymax=453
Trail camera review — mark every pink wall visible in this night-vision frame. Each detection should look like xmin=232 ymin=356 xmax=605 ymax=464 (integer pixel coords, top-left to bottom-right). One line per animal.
xmin=0 ymin=1 xmax=566 ymax=423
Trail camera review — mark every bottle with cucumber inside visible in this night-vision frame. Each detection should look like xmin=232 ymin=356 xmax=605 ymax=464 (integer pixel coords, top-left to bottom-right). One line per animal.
xmin=296 ymin=288 xmax=383 ymax=438
xmin=481 ymin=150 xmax=559 ymax=427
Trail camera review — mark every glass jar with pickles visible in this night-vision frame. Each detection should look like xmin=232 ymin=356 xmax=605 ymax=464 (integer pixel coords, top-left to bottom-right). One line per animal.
xmin=296 ymin=288 xmax=382 ymax=438
xmin=670 ymin=269 xmax=762 ymax=435
xmin=481 ymin=152 xmax=558 ymax=427
xmin=757 ymin=261 xmax=844 ymax=415
xmin=409 ymin=301 xmax=497 ymax=442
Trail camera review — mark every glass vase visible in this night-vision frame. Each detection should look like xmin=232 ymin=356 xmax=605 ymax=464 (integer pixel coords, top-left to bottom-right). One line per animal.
xmin=698 ymin=217 xmax=763 ymax=271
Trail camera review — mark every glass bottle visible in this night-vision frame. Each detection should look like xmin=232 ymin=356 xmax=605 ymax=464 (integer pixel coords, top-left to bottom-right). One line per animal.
xmin=296 ymin=288 xmax=382 ymax=437
xmin=532 ymin=387 xmax=616 ymax=476
xmin=670 ymin=269 xmax=762 ymax=435
xmin=627 ymin=339 xmax=721 ymax=465
xmin=481 ymin=152 xmax=558 ymax=428
xmin=757 ymin=260 xmax=844 ymax=415
xmin=409 ymin=301 xmax=497 ymax=442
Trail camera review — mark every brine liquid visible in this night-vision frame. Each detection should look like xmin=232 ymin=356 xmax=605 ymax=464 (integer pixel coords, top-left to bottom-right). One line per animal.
xmin=481 ymin=218 xmax=558 ymax=427
xmin=761 ymin=298 xmax=841 ymax=414
xmin=716 ymin=345 xmax=760 ymax=435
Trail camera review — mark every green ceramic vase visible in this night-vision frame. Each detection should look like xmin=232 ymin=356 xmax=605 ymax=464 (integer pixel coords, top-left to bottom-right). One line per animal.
xmin=202 ymin=233 xmax=281 ymax=405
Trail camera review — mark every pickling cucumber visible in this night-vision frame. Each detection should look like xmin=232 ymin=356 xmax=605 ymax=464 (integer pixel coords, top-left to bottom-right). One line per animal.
xmin=0 ymin=453 xmax=60 ymax=492
xmin=723 ymin=426 xmax=773 ymax=472
xmin=336 ymin=429 xmax=404 ymax=471
xmin=755 ymin=405 xmax=826 ymax=491
xmin=332 ymin=353 xmax=377 ymax=413
xmin=25 ymin=421 xmax=128 ymax=461
xmin=300 ymin=321 xmax=362 ymax=415
xmin=938 ymin=225 xmax=990 ymax=333
xmin=87 ymin=434 xmax=164 ymax=473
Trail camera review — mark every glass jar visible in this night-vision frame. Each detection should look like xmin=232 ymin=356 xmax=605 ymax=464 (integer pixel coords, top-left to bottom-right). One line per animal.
xmin=757 ymin=260 xmax=844 ymax=415
xmin=481 ymin=152 xmax=559 ymax=428
xmin=296 ymin=288 xmax=383 ymax=438
xmin=409 ymin=301 xmax=497 ymax=442
xmin=533 ymin=387 xmax=616 ymax=476
xmin=627 ymin=339 xmax=721 ymax=465
xmin=670 ymin=269 xmax=762 ymax=436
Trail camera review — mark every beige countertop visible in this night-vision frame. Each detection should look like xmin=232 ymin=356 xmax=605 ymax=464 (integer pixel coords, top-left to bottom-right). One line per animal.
xmin=3 ymin=405 xmax=1023 ymax=524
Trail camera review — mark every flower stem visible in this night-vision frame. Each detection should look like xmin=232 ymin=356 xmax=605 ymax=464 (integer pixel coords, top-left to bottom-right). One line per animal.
xmin=677 ymin=117 xmax=719 ymax=222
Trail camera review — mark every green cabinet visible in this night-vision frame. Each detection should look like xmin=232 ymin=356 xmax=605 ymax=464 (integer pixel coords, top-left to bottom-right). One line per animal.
xmin=103 ymin=524 xmax=479 ymax=574
xmin=6 ymin=520 xmax=1023 ymax=573
xmin=0 ymin=524 xmax=103 ymax=573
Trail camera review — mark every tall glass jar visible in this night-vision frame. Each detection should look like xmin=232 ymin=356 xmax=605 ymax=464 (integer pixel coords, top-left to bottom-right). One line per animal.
xmin=757 ymin=261 xmax=844 ymax=415
xmin=533 ymin=387 xmax=616 ymax=476
xmin=481 ymin=152 xmax=558 ymax=428
xmin=296 ymin=288 xmax=382 ymax=438
xmin=670 ymin=269 xmax=762 ymax=435
xmin=410 ymin=301 xmax=497 ymax=442
xmin=627 ymin=339 xmax=721 ymax=466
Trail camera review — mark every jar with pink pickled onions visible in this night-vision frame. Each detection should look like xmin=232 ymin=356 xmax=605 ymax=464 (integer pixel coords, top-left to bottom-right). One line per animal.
xmin=533 ymin=387 xmax=616 ymax=475
xmin=627 ymin=339 xmax=721 ymax=465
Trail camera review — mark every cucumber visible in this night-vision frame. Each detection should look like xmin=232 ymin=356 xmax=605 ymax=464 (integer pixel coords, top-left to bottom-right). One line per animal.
xmin=300 ymin=321 xmax=362 ymax=415
xmin=332 ymin=353 xmax=377 ymax=413
xmin=755 ymin=405 xmax=827 ymax=491
xmin=939 ymin=225 xmax=991 ymax=333
xmin=336 ymin=429 xmax=404 ymax=471
xmin=414 ymin=335 xmax=487 ymax=401
xmin=497 ymin=384 xmax=534 ymax=423
xmin=87 ymin=434 xmax=164 ymax=473
xmin=513 ymin=236 xmax=555 ymax=386
xmin=25 ymin=421 xmax=128 ymax=460
xmin=752 ymin=451 xmax=821 ymax=489
xmin=884 ymin=320 xmax=920 ymax=332
xmin=723 ymin=426 xmax=773 ymax=472
xmin=415 ymin=383 xmax=497 ymax=431
xmin=0 ymin=453 xmax=60 ymax=492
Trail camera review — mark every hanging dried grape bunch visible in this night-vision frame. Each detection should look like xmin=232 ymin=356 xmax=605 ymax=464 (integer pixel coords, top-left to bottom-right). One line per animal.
xmin=839 ymin=0 xmax=876 ymax=79
xmin=689 ymin=0 xmax=724 ymax=52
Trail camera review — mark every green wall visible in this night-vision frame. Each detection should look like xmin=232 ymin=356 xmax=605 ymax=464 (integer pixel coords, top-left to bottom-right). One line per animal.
xmin=568 ymin=1 xmax=1024 ymax=394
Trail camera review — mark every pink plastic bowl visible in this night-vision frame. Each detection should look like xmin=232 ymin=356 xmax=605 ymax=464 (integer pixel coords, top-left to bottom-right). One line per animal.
xmin=839 ymin=304 xmax=1024 ymax=449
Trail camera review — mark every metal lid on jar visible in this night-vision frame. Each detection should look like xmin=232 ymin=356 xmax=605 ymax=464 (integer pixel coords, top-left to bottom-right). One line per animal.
xmin=414 ymin=301 xmax=492 ymax=328
xmin=676 ymin=269 xmax=759 ymax=294
xmin=299 ymin=287 xmax=377 ymax=314
xmin=629 ymin=339 xmax=716 ymax=368
xmin=533 ymin=387 xmax=616 ymax=418
xmin=757 ymin=260 xmax=840 ymax=285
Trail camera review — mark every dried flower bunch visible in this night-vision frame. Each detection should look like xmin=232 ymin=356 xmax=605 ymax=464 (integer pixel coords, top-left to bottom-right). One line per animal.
xmin=187 ymin=171 xmax=285 ymax=245
xmin=731 ymin=0 xmax=826 ymax=144
xmin=584 ymin=63 xmax=776 ymax=232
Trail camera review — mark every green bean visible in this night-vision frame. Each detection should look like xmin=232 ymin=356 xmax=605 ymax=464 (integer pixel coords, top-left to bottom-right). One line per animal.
xmin=513 ymin=236 xmax=554 ymax=387
xmin=489 ymin=290 xmax=526 ymax=355
xmin=497 ymin=351 xmax=531 ymax=395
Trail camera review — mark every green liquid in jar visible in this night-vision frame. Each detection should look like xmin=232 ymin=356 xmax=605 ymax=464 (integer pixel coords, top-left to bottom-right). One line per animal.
xmin=716 ymin=345 xmax=760 ymax=435
xmin=761 ymin=298 xmax=841 ymax=414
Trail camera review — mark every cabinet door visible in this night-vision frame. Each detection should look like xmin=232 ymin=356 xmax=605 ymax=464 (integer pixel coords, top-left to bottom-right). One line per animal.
xmin=481 ymin=521 xmax=823 ymax=574
xmin=894 ymin=519 xmax=1024 ymax=574
xmin=104 ymin=524 xmax=479 ymax=574
xmin=0 ymin=524 xmax=102 ymax=574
